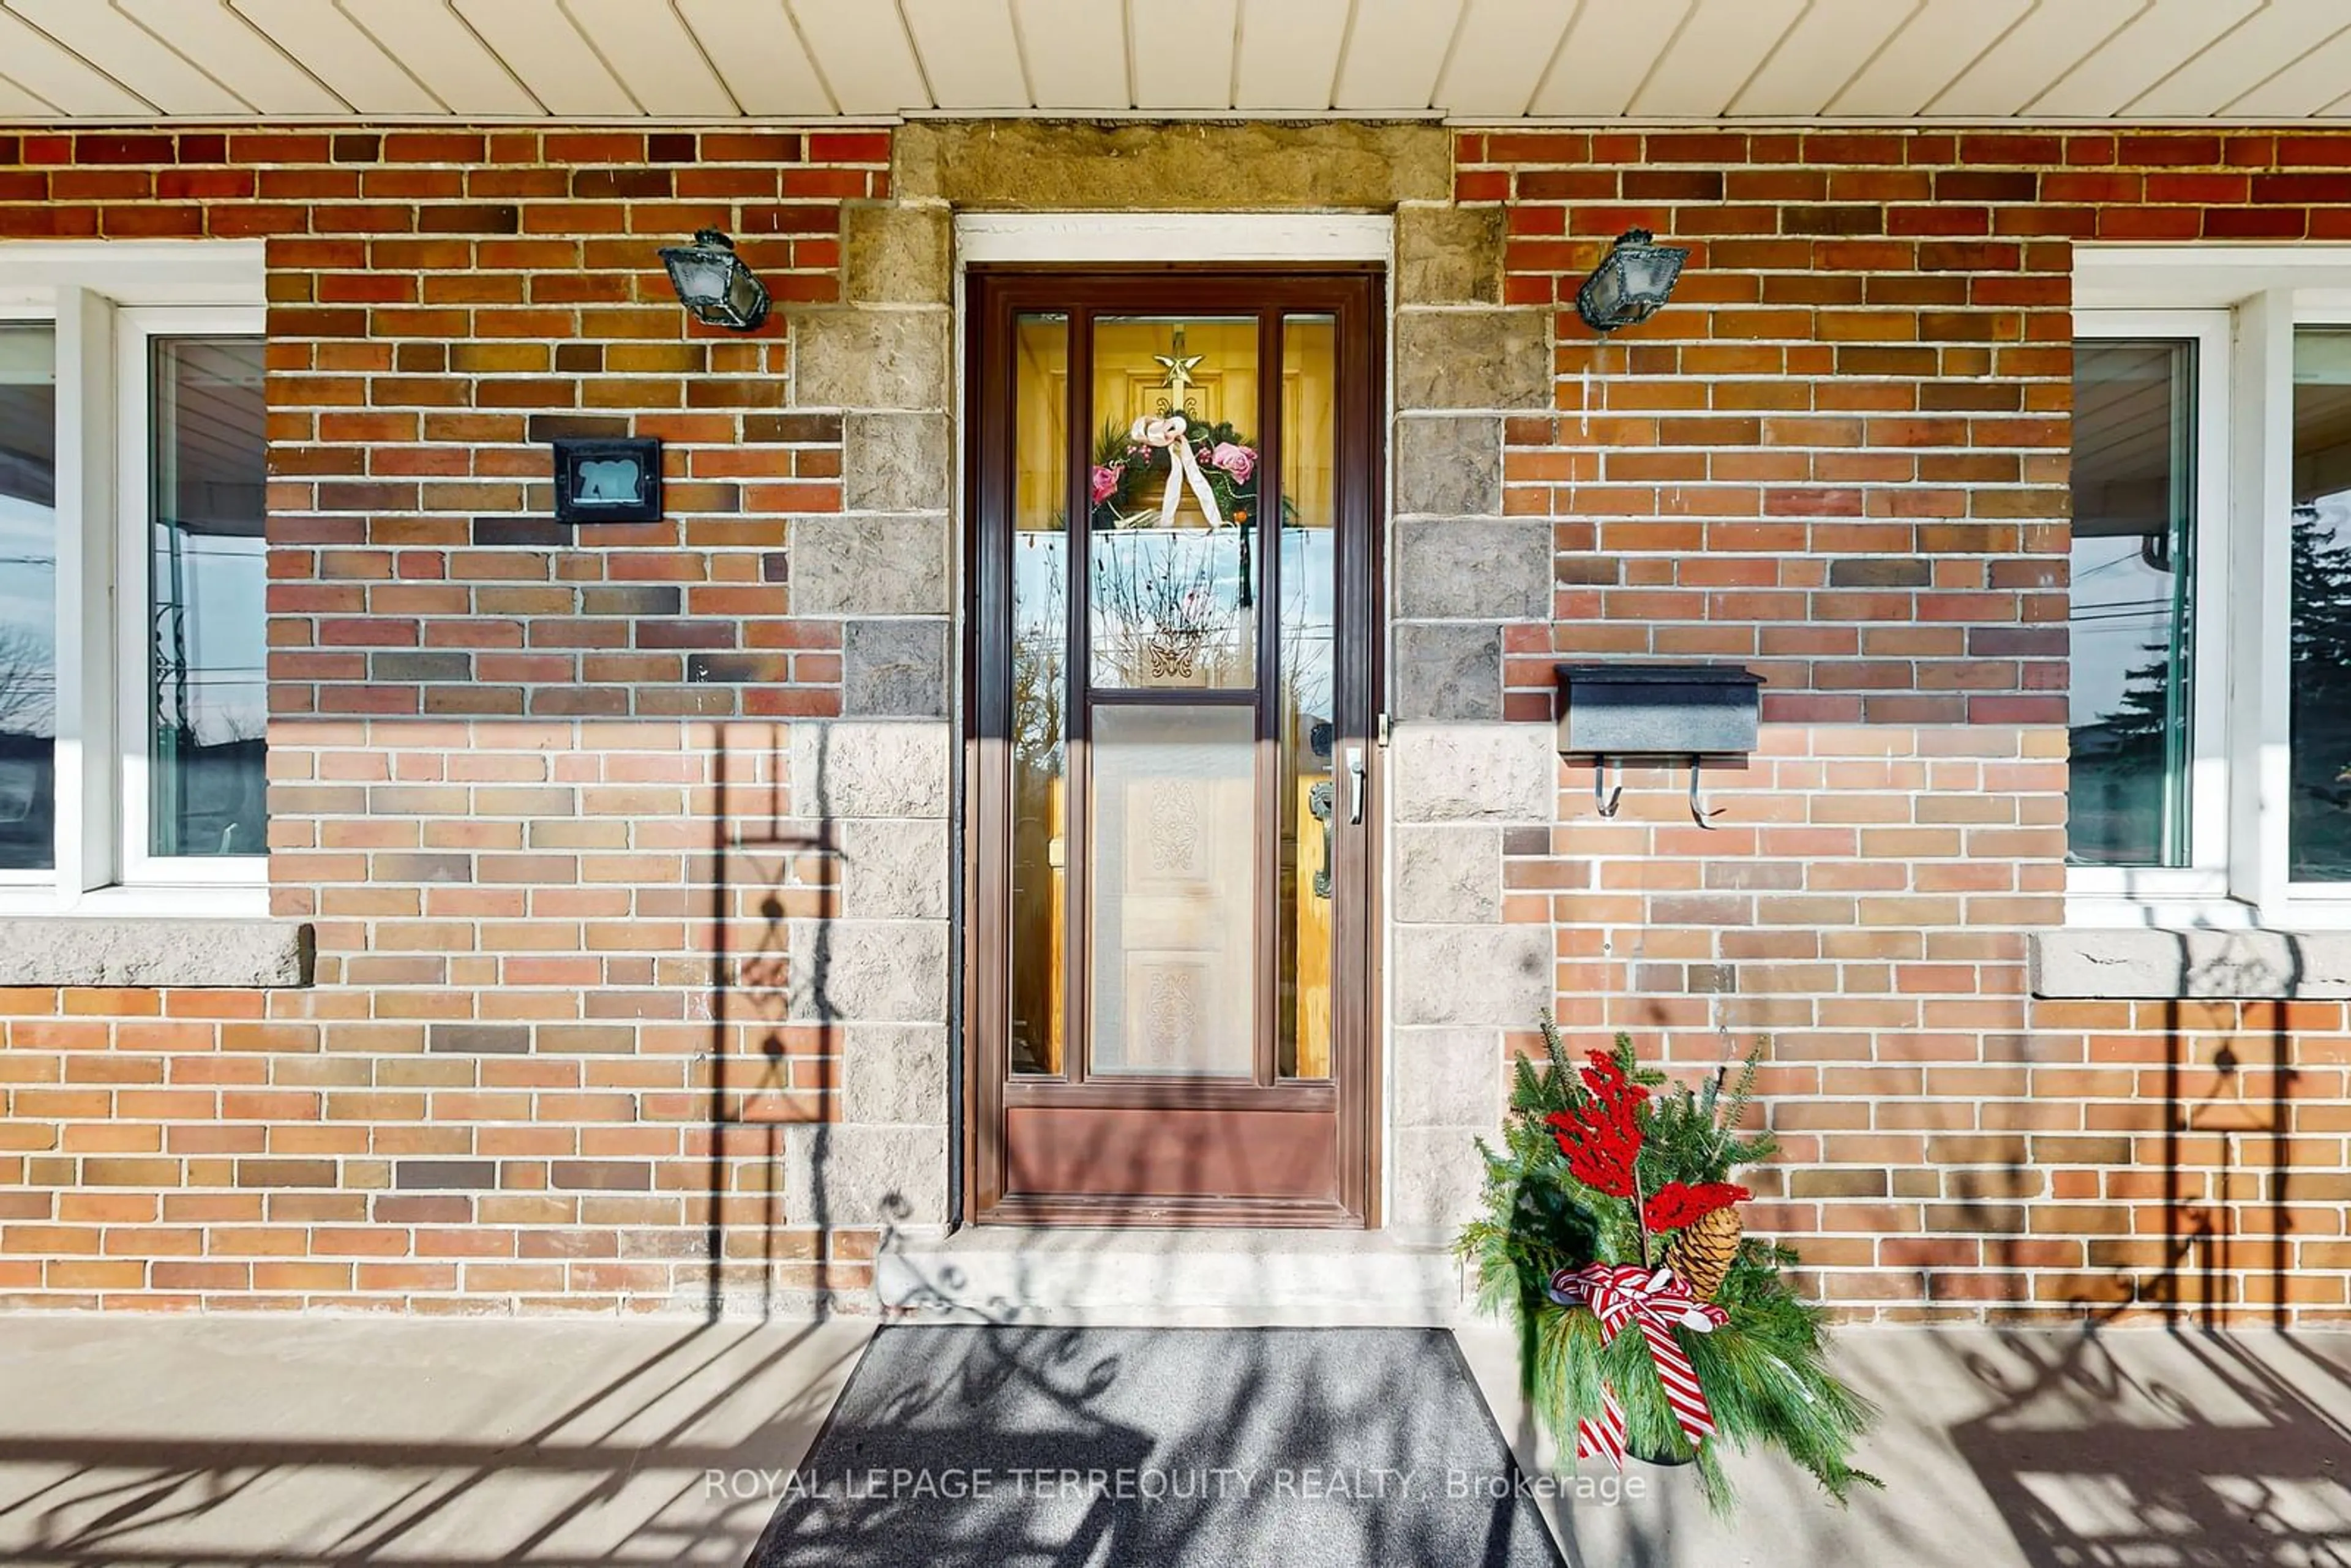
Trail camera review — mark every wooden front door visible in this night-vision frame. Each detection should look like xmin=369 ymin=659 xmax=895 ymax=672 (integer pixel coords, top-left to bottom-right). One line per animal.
xmin=966 ymin=269 xmax=1382 ymax=1226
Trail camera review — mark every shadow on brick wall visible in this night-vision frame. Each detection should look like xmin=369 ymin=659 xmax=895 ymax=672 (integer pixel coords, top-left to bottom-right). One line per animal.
xmin=2078 ymin=932 xmax=2299 ymax=1330
xmin=1944 ymin=934 xmax=2343 ymax=1567
xmin=1912 ymin=931 xmax=2301 ymax=1332
xmin=705 ymin=724 xmax=836 ymax=1321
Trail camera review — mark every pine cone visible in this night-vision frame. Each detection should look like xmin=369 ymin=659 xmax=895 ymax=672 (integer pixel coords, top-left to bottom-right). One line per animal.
xmin=1667 ymin=1204 xmax=1741 ymax=1300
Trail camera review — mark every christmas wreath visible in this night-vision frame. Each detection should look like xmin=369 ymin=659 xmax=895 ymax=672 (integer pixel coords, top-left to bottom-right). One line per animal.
xmin=1089 ymin=415 xmax=1258 ymax=531
xmin=1458 ymin=1016 xmax=1879 ymax=1513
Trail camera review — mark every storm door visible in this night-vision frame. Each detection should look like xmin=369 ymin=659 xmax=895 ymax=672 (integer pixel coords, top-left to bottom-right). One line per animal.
xmin=966 ymin=270 xmax=1382 ymax=1225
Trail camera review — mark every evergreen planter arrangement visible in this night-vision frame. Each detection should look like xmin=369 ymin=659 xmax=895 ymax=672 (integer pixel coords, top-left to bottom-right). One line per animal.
xmin=1458 ymin=1017 xmax=1880 ymax=1511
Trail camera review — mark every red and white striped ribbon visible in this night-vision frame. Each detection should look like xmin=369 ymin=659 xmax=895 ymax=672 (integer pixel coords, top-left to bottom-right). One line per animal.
xmin=1548 ymin=1262 xmax=1729 ymax=1469
xmin=1575 ymin=1387 xmax=1627 ymax=1470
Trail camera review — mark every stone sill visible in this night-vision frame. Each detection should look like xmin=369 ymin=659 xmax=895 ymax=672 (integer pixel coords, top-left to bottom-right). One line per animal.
xmin=0 ymin=918 xmax=313 ymax=989
xmin=2031 ymin=928 xmax=2351 ymax=999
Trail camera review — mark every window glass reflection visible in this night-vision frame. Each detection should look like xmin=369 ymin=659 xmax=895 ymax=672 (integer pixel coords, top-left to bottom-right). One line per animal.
xmin=2068 ymin=339 xmax=2193 ymax=868
xmin=2292 ymin=330 xmax=2351 ymax=880
xmin=151 ymin=337 xmax=267 ymax=860
xmin=0 ymin=326 xmax=55 ymax=872
xmin=1012 ymin=313 xmax=1069 ymax=1073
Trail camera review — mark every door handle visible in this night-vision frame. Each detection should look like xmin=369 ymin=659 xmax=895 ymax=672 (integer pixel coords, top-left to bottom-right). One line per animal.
xmin=1346 ymin=746 xmax=1367 ymax=825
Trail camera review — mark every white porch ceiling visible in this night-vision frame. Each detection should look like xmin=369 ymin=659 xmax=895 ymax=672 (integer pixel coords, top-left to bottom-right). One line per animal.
xmin=2 ymin=0 xmax=2351 ymax=123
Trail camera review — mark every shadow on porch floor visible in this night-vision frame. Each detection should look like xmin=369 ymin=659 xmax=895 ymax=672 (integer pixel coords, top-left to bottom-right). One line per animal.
xmin=1 ymin=1313 xmax=2347 ymax=1566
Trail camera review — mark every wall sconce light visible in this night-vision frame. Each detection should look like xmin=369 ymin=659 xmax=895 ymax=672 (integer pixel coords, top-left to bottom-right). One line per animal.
xmin=659 ymin=228 xmax=770 ymax=331
xmin=1575 ymin=229 xmax=1689 ymax=334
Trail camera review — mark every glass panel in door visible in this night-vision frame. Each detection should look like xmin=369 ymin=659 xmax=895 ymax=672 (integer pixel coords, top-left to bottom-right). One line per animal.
xmin=1088 ymin=318 xmax=1258 ymax=689
xmin=975 ymin=271 xmax=1376 ymax=1223
xmin=1082 ymin=313 xmax=1267 ymax=1081
xmin=1280 ymin=315 xmax=1337 ymax=1079
xmin=1088 ymin=703 xmax=1256 ymax=1076
xmin=1010 ymin=313 xmax=1069 ymax=1073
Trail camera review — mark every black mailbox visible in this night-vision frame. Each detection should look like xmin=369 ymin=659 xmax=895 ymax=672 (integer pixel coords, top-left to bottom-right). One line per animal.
xmin=1555 ymin=663 xmax=1763 ymax=758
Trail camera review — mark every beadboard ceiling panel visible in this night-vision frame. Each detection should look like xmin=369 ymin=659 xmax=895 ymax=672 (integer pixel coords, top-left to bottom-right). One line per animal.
xmin=5 ymin=0 xmax=2351 ymax=121
xmin=1625 ymin=0 xmax=1805 ymax=121
xmin=8 ymin=0 xmax=252 ymax=114
xmin=1235 ymin=0 xmax=1350 ymax=113
xmin=562 ymin=0 xmax=737 ymax=119
xmin=1826 ymin=0 xmax=2034 ymax=118
xmin=1010 ymin=0 xmax=1130 ymax=111
xmin=1538 ymin=0 xmax=1698 ymax=120
xmin=284 ymin=0 xmax=524 ymax=116
xmin=1131 ymin=0 xmax=1237 ymax=112
xmin=903 ymin=0 xmax=1029 ymax=111
xmin=1728 ymin=0 xmax=1922 ymax=119
xmin=1330 ymin=0 xmax=1462 ymax=111
xmin=448 ymin=0 xmax=633 ymax=118
xmin=2029 ymin=0 xmax=2263 ymax=119
xmin=677 ymin=0 xmax=833 ymax=118
xmin=1929 ymin=0 xmax=2148 ymax=116
xmin=1436 ymin=0 xmax=1578 ymax=119
xmin=787 ymin=0 xmax=928 ymax=117
xmin=116 ymin=0 xmax=348 ymax=116
xmin=2128 ymin=1 xmax=2351 ymax=118
xmin=0 ymin=5 xmax=159 ymax=116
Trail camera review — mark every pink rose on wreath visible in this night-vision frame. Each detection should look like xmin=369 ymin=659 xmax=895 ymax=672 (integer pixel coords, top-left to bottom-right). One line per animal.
xmin=1209 ymin=442 xmax=1256 ymax=484
xmin=1090 ymin=464 xmax=1122 ymax=506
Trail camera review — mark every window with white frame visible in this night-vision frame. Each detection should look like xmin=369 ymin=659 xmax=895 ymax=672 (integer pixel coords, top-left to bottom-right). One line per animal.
xmin=0 ymin=246 xmax=266 ymax=910
xmin=2066 ymin=312 xmax=2230 ymax=895
xmin=2286 ymin=326 xmax=2351 ymax=885
xmin=2071 ymin=255 xmax=2351 ymax=925
xmin=0 ymin=321 xmax=58 ymax=877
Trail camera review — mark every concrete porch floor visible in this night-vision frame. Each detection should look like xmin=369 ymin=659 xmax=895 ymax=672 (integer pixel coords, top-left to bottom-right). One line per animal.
xmin=0 ymin=1315 xmax=2347 ymax=1566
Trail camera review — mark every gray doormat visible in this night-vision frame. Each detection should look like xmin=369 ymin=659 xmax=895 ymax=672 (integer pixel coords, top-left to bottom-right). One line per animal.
xmin=747 ymin=1326 xmax=1565 ymax=1567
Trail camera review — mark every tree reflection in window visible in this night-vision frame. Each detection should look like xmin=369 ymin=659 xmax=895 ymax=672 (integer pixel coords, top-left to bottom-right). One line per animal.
xmin=2068 ymin=339 xmax=2195 ymax=868
xmin=2290 ymin=331 xmax=2351 ymax=880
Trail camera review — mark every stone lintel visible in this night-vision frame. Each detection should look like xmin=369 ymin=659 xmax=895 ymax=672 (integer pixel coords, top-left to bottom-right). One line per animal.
xmin=2030 ymin=928 xmax=2351 ymax=999
xmin=896 ymin=120 xmax=1450 ymax=209
xmin=0 ymin=918 xmax=313 ymax=988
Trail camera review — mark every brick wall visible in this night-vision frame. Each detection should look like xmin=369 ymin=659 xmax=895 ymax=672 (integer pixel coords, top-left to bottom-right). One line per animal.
xmin=3 ymin=121 xmax=2349 ymax=1321
xmin=1463 ymin=126 xmax=2351 ymax=1323
xmin=0 ymin=126 xmax=898 ymax=1311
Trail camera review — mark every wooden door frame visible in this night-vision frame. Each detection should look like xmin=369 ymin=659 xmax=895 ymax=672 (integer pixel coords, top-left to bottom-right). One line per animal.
xmin=958 ymin=265 xmax=1387 ymax=1228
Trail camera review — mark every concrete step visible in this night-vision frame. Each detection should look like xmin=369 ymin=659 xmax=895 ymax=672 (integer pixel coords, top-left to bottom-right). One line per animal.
xmin=876 ymin=1226 xmax=1477 ymax=1326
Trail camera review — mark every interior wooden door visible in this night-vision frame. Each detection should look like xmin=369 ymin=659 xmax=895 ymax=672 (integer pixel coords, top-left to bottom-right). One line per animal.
xmin=966 ymin=269 xmax=1382 ymax=1226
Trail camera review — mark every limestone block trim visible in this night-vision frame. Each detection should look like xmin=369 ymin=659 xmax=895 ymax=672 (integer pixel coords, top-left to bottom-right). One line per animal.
xmin=900 ymin=121 xmax=1449 ymax=211
xmin=2030 ymin=927 xmax=2351 ymax=998
xmin=0 ymin=918 xmax=314 ymax=988
xmin=1390 ymin=306 xmax=1551 ymax=413
xmin=784 ymin=305 xmax=952 ymax=415
xmin=1395 ymin=203 xmax=1505 ymax=306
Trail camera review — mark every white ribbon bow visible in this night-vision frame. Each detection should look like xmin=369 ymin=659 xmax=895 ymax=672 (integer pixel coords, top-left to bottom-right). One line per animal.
xmin=1130 ymin=415 xmax=1225 ymax=530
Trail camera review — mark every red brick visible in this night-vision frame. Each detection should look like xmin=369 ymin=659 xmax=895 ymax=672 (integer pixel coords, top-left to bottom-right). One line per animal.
xmin=0 ymin=118 xmax=2343 ymax=1328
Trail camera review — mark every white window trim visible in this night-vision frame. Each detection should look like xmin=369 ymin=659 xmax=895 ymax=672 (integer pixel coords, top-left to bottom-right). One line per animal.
xmin=952 ymin=212 xmax=1392 ymax=265
xmin=2066 ymin=310 xmax=2233 ymax=911
xmin=118 ymin=306 xmax=268 ymax=888
xmin=2069 ymin=258 xmax=2351 ymax=931
xmin=0 ymin=242 xmax=266 ymax=916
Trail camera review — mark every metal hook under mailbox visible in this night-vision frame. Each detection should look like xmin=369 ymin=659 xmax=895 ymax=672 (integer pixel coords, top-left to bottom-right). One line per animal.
xmin=1593 ymin=757 xmax=1624 ymax=819
xmin=1688 ymin=757 xmax=1724 ymax=830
